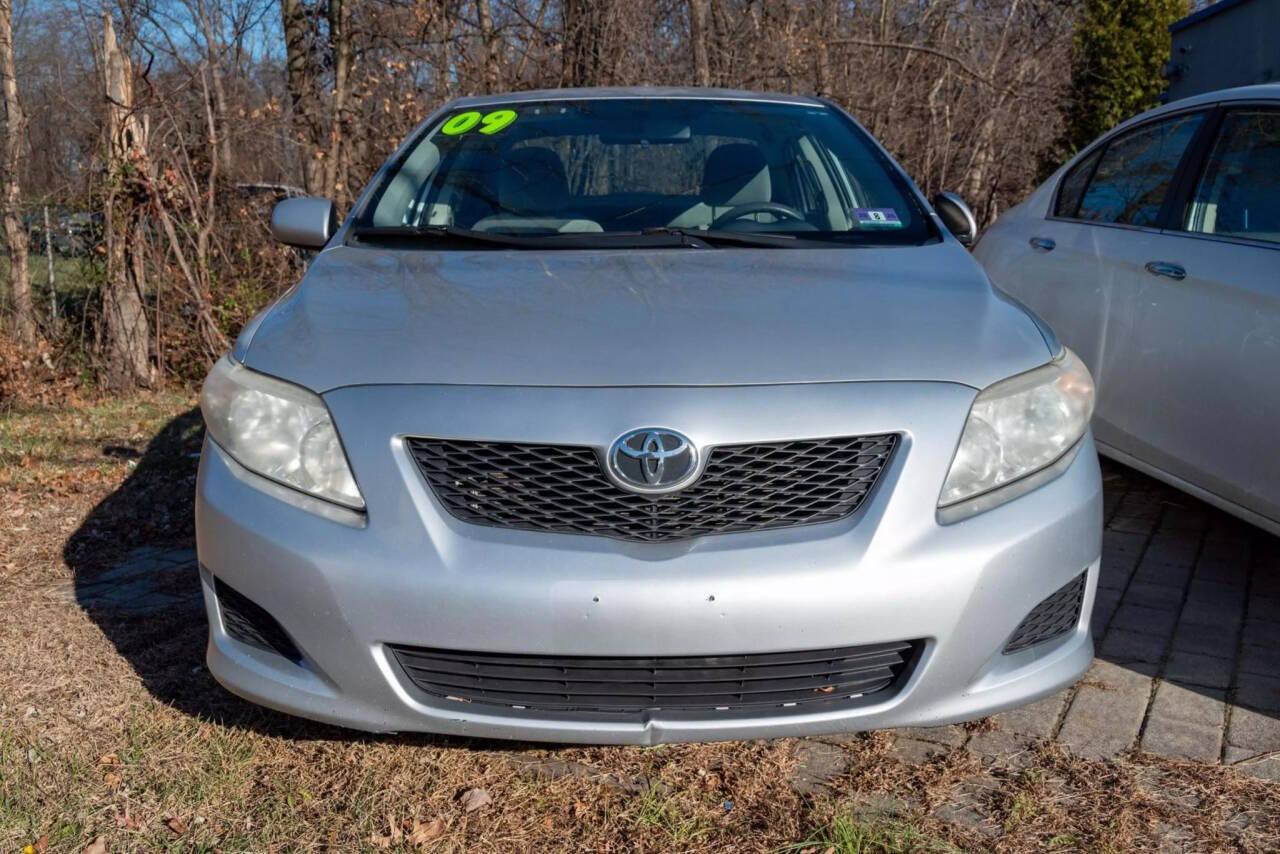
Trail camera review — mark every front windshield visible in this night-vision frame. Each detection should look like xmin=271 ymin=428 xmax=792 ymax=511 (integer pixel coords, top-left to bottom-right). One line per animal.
xmin=357 ymin=98 xmax=934 ymax=246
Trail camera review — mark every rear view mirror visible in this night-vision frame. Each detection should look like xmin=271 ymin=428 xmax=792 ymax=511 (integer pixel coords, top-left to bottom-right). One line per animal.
xmin=271 ymin=197 xmax=337 ymax=249
xmin=932 ymin=191 xmax=977 ymax=247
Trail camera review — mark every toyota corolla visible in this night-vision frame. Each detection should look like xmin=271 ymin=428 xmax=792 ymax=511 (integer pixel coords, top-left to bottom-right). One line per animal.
xmin=196 ymin=88 xmax=1102 ymax=743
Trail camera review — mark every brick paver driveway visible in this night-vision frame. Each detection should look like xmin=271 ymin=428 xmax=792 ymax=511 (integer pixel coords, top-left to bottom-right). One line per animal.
xmin=890 ymin=458 xmax=1280 ymax=781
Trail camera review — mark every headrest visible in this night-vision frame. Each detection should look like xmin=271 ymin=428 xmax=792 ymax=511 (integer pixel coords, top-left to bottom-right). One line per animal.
xmin=702 ymin=143 xmax=771 ymax=206
xmin=500 ymin=146 xmax=569 ymax=214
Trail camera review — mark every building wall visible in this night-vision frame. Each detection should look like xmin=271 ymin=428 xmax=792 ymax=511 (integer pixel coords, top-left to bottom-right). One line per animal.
xmin=1165 ymin=0 xmax=1280 ymax=100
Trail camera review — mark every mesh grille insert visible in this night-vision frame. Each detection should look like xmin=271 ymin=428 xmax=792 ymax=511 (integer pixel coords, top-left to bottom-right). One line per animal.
xmin=388 ymin=641 xmax=919 ymax=715
xmin=406 ymin=434 xmax=897 ymax=543
xmin=1003 ymin=571 xmax=1087 ymax=654
xmin=215 ymin=577 xmax=303 ymax=663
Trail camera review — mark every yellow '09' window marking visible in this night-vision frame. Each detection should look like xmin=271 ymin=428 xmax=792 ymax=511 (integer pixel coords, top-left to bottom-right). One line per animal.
xmin=441 ymin=109 xmax=517 ymax=136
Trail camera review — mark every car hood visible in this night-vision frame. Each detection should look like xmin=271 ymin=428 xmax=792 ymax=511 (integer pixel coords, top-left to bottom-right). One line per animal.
xmin=242 ymin=242 xmax=1052 ymax=392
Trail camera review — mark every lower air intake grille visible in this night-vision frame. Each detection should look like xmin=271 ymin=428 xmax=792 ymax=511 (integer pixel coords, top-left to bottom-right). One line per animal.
xmin=215 ymin=578 xmax=302 ymax=663
xmin=405 ymin=434 xmax=897 ymax=543
xmin=387 ymin=641 xmax=919 ymax=716
xmin=1003 ymin=572 xmax=1087 ymax=654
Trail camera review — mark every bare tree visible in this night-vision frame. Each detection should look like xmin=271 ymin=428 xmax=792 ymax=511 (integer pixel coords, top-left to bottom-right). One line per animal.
xmin=689 ymin=0 xmax=710 ymax=87
xmin=101 ymin=12 xmax=151 ymax=389
xmin=0 ymin=0 xmax=32 ymax=346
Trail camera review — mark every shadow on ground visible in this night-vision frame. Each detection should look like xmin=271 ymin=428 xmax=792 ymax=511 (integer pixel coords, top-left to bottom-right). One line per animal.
xmin=60 ymin=410 xmax=494 ymax=748
xmin=63 ymin=411 xmax=1280 ymax=757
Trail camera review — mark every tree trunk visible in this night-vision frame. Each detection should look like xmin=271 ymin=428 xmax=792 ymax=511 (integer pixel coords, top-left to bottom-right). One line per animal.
xmin=477 ymin=0 xmax=501 ymax=93
xmin=689 ymin=0 xmax=710 ymax=87
xmin=281 ymin=0 xmax=323 ymax=194
xmin=561 ymin=0 xmax=609 ymax=87
xmin=0 ymin=0 xmax=32 ymax=347
xmin=101 ymin=13 xmax=151 ymax=389
xmin=322 ymin=0 xmax=352 ymax=201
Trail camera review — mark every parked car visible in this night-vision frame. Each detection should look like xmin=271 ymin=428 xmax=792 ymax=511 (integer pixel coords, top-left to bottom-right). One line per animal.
xmin=197 ymin=88 xmax=1101 ymax=743
xmin=975 ymin=84 xmax=1280 ymax=537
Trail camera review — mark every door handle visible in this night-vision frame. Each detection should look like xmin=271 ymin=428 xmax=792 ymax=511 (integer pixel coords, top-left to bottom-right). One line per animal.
xmin=1028 ymin=237 xmax=1056 ymax=252
xmin=1145 ymin=261 xmax=1186 ymax=280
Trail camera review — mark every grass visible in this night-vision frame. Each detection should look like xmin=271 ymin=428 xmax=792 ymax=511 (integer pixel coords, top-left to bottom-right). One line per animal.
xmin=785 ymin=812 xmax=958 ymax=853
xmin=1 ymin=391 xmax=1279 ymax=852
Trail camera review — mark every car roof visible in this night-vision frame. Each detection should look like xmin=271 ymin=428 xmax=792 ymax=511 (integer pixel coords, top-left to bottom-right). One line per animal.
xmin=1113 ymin=84 xmax=1280 ymax=134
xmin=443 ymin=86 xmax=827 ymax=110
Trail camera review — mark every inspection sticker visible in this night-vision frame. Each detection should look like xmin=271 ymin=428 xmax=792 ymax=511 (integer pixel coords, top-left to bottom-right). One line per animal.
xmin=853 ymin=208 xmax=903 ymax=227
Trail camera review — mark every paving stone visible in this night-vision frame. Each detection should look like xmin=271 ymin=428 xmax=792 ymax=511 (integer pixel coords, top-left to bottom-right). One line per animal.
xmin=1224 ymin=749 xmax=1280 ymax=782
xmin=1158 ymin=504 xmax=1211 ymax=532
xmin=1186 ymin=579 xmax=1247 ymax=607
xmin=1059 ymin=660 xmax=1152 ymax=759
xmin=1238 ymin=643 xmax=1280 ymax=678
xmin=932 ymin=777 xmax=1000 ymax=838
xmin=1132 ymin=765 xmax=1201 ymax=810
xmin=1247 ymin=593 xmax=1280 ymax=617
xmin=1109 ymin=514 xmax=1160 ymax=536
xmin=897 ymin=725 xmax=966 ymax=747
xmin=1171 ymin=620 xmax=1239 ymax=658
xmin=1111 ymin=602 xmax=1180 ymax=638
xmin=1225 ymin=706 xmax=1280 ymax=756
xmin=1140 ymin=682 xmax=1225 ymax=762
xmin=1100 ymin=628 xmax=1166 ymax=667
xmin=1240 ymin=760 xmax=1280 ymax=783
xmin=967 ymin=730 xmax=1035 ymax=769
xmin=1144 ymin=533 xmax=1202 ymax=569
xmin=1193 ymin=557 xmax=1250 ymax=587
xmin=1241 ymin=618 xmax=1280 ymax=649
xmin=891 ymin=736 xmax=949 ymax=765
xmin=1097 ymin=562 xmax=1135 ymax=593
xmin=1162 ymin=651 xmax=1232 ymax=690
xmin=1179 ymin=598 xmax=1246 ymax=631
xmin=790 ymin=740 xmax=851 ymax=795
xmin=1234 ymin=673 xmax=1280 ymax=714
xmin=1124 ymin=581 xmax=1184 ymax=609
xmin=1001 ymin=690 xmax=1069 ymax=739
xmin=848 ymin=791 xmax=921 ymax=819
xmin=1132 ymin=558 xmax=1193 ymax=589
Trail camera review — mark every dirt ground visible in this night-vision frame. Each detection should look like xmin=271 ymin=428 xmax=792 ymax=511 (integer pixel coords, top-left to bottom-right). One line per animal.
xmin=2 ymin=393 xmax=1277 ymax=852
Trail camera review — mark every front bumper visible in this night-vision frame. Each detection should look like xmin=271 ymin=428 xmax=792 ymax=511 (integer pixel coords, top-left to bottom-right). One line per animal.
xmin=196 ymin=381 xmax=1102 ymax=744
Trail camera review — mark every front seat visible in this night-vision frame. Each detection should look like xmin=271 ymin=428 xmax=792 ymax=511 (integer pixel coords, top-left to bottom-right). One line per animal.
xmin=668 ymin=143 xmax=773 ymax=229
xmin=472 ymin=146 xmax=601 ymax=233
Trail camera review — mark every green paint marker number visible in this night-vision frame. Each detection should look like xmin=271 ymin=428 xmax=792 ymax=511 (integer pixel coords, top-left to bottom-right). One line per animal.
xmin=441 ymin=109 xmax=518 ymax=136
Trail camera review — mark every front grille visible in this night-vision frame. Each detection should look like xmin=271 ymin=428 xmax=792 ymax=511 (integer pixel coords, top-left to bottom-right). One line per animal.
xmin=388 ymin=641 xmax=919 ymax=716
xmin=406 ymin=434 xmax=896 ymax=543
xmin=1003 ymin=572 xmax=1087 ymax=654
xmin=215 ymin=578 xmax=303 ymax=663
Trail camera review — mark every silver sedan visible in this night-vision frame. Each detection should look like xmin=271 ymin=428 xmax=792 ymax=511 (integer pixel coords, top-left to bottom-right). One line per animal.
xmin=196 ymin=88 xmax=1101 ymax=743
xmin=976 ymin=84 xmax=1280 ymax=537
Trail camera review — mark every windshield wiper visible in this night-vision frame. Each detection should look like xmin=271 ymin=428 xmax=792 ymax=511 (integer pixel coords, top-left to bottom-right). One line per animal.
xmin=352 ymin=224 xmax=705 ymax=250
xmin=352 ymin=224 xmax=545 ymax=248
xmin=640 ymin=227 xmax=802 ymax=248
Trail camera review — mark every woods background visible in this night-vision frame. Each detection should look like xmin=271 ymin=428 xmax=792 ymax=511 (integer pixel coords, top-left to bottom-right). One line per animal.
xmin=0 ymin=0 xmax=1185 ymax=398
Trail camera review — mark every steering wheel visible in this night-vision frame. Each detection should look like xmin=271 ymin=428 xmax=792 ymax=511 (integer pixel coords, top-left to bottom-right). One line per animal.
xmin=709 ymin=202 xmax=806 ymax=229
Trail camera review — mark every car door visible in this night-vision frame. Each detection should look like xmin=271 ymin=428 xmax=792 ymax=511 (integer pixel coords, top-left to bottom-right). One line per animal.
xmin=981 ymin=109 xmax=1208 ymax=456
xmin=1114 ymin=105 xmax=1280 ymax=527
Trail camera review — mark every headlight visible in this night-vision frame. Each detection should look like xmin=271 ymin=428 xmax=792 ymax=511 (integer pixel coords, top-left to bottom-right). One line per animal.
xmin=939 ymin=348 xmax=1094 ymax=507
xmin=200 ymin=356 xmax=365 ymax=510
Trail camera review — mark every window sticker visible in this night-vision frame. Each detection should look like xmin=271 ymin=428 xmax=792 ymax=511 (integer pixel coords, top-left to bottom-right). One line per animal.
xmin=853 ymin=208 xmax=903 ymax=227
xmin=441 ymin=109 xmax=518 ymax=136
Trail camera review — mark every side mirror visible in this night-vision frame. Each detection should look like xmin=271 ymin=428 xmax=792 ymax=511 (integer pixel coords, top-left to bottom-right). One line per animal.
xmin=270 ymin=197 xmax=337 ymax=249
xmin=932 ymin=191 xmax=977 ymax=247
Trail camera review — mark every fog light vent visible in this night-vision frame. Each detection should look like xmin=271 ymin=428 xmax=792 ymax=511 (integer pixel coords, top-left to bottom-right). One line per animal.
xmin=214 ymin=577 xmax=303 ymax=663
xmin=1003 ymin=572 xmax=1086 ymax=654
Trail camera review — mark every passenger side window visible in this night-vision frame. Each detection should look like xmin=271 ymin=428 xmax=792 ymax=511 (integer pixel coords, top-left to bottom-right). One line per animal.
xmin=1053 ymin=148 xmax=1101 ymax=218
xmin=1181 ymin=110 xmax=1280 ymax=245
xmin=1074 ymin=112 xmax=1203 ymax=227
